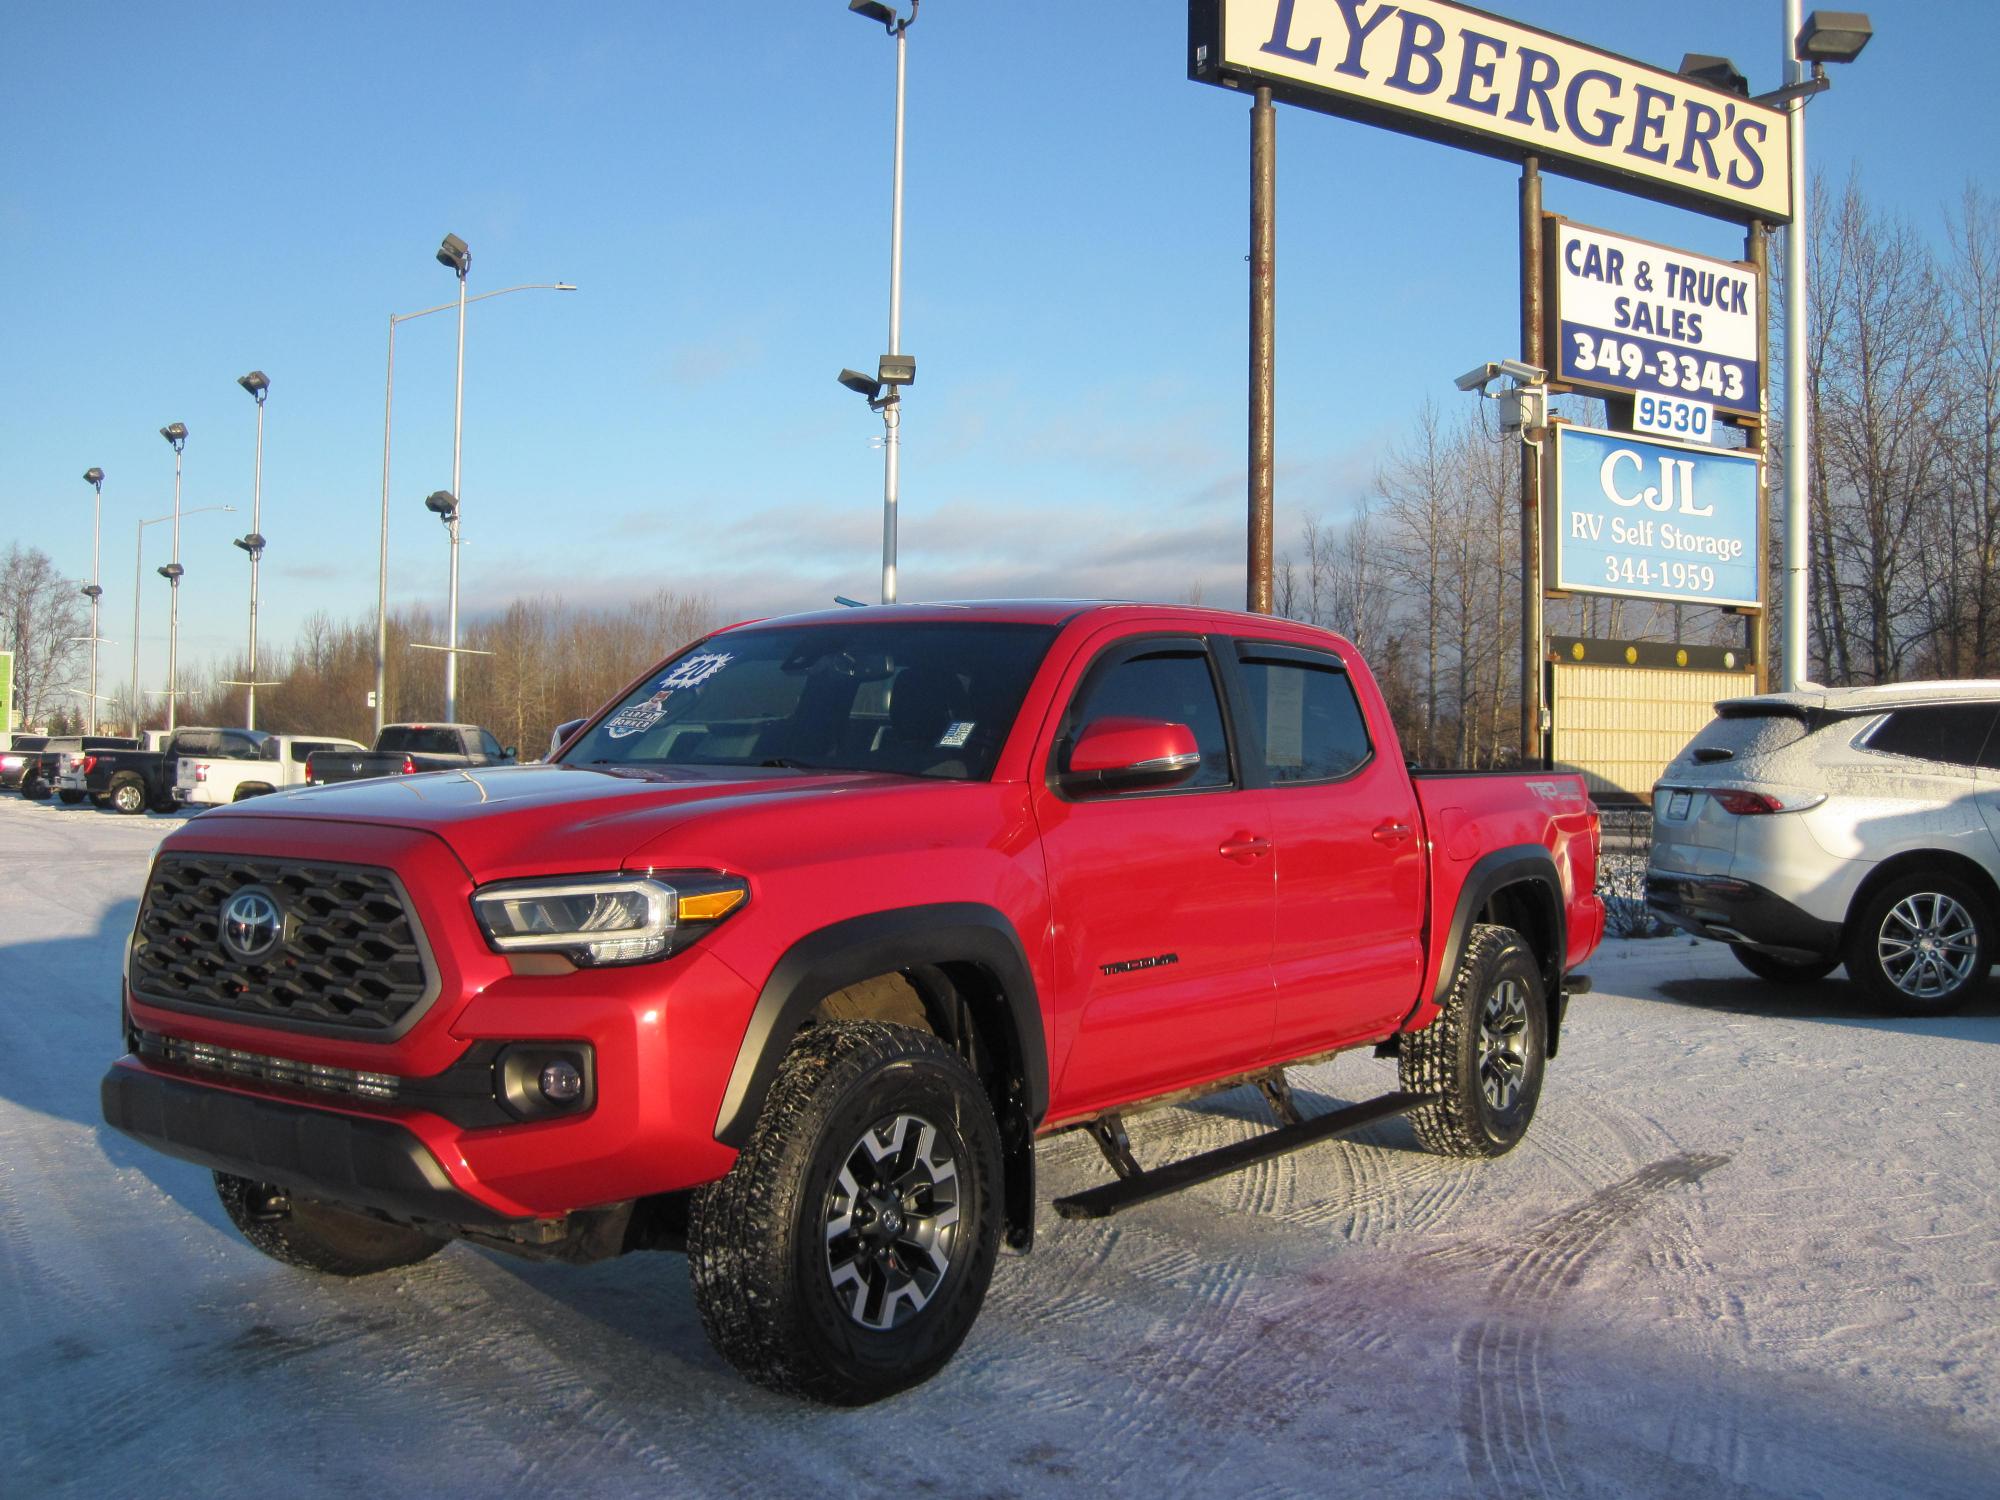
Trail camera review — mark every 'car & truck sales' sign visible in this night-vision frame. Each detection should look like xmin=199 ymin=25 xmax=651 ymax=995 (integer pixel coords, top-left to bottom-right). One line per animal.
xmin=1189 ymin=1 xmax=1792 ymax=223
xmin=1548 ymin=218 xmax=1760 ymax=419
xmin=1552 ymin=426 xmax=1760 ymax=609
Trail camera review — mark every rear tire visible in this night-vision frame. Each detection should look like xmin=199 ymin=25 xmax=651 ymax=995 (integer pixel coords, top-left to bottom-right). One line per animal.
xmin=1400 ymin=924 xmax=1546 ymax=1158
xmin=213 ymin=1173 xmax=449 ymax=1276
xmin=1845 ymin=870 xmax=1990 ymax=1016
xmin=109 ymin=773 xmax=148 ymax=815
xmin=21 ymin=771 xmax=50 ymax=800
xmin=687 ymin=1021 xmax=1002 ymax=1405
xmin=1732 ymin=947 xmax=1839 ymax=984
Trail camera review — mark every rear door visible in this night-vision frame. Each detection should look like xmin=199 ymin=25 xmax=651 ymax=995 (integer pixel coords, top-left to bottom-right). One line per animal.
xmin=1031 ymin=632 xmax=1276 ymax=1114
xmin=1225 ymin=639 xmax=1426 ymax=1050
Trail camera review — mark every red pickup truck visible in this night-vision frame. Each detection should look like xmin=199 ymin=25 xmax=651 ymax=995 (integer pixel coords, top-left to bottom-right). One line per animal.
xmin=102 ymin=601 xmax=1602 ymax=1403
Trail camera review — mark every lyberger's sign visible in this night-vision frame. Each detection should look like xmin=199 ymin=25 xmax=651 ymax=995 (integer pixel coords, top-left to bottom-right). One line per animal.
xmin=1190 ymin=1 xmax=1792 ymax=223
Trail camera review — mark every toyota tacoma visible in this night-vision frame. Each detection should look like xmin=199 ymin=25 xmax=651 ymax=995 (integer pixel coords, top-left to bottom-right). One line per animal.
xmin=102 ymin=601 xmax=1603 ymax=1403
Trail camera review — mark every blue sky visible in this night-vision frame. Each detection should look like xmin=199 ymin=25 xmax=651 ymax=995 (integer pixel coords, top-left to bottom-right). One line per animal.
xmin=3 ymin=2 xmax=1991 ymax=699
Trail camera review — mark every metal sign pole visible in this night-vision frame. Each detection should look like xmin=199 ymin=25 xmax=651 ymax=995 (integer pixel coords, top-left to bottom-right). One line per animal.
xmin=1248 ymin=85 xmax=1275 ymax=615
xmin=1519 ymin=156 xmax=1545 ymax=767
xmin=1747 ymin=219 xmax=1773 ymax=692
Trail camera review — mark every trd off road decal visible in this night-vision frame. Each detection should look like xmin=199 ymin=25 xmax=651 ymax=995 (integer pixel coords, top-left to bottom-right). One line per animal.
xmin=605 ymin=652 xmax=733 ymax=739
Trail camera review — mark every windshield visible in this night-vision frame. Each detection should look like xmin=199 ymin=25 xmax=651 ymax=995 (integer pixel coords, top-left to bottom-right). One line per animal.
xmin=562 ymin=620 xmax=1060 ymax=781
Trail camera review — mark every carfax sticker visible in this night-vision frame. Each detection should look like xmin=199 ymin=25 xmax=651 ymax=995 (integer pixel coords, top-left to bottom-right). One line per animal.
xmin=605 ymin=652 xmax=734 ymax=738
xmin=938 ymin=721 xmax=974 ymax=749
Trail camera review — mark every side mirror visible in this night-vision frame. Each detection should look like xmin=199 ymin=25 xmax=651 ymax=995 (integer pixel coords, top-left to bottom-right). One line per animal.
xmin=1063 ymin=717 xmax=1202 ymax=793
xmin=547 ymin=719 xmax=586 ymax=759
xmin=502 ymin=745 xmax=518 ymax=760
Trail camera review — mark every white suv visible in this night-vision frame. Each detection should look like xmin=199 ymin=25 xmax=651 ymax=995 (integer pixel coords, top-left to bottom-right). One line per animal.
xmin=1648 ymin=681 xmax=2000 ymax=1014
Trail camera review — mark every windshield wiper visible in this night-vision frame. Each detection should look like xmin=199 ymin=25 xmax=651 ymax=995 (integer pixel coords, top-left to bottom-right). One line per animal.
xmin=759 ymin=757 xmax=826 ymax=771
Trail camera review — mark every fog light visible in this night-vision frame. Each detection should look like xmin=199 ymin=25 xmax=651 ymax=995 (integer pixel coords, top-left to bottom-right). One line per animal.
xmin=540 ymin=1060 xmax=584 ymax=1102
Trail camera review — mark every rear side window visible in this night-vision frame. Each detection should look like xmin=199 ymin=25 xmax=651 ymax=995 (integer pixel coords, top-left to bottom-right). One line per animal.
xmin=1235 ymin=651 xmax=1371 ymax=783
xmin=1864 ymin=704 xmax=1999 ymax=768
xmin=480 ymin=730 xmax=506 ymax=759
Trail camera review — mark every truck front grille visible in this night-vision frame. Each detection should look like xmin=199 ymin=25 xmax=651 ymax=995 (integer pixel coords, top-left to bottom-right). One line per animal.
xmin=130 ymin=854 xmax=436 ymax=1037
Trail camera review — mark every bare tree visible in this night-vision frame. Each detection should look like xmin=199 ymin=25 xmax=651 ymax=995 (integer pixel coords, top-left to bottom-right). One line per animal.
xmin=0 ymin=545 xmax=88 ymax=729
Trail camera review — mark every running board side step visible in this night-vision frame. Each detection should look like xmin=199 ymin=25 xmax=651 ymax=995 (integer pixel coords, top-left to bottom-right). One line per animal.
xmin=1051 ymin=1090 xmax=1436 ymax=1221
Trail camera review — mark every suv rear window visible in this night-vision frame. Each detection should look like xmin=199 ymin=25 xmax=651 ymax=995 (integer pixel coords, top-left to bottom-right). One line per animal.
xmin=1675 ymin=708 xmax=1812 ymax=768
xmin=379 ymin=727 xmax=464 ymax=755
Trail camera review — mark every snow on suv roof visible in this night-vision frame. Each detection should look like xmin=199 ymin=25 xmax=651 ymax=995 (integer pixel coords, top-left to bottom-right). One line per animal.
xmin=1719 ymin=680 xmax=2000 ymax=716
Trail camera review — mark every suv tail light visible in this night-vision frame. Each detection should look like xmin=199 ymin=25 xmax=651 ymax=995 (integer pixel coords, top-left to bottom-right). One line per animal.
xmin=401 ymin=754 xmax=417 ymax=775
xmin=304 ymin=754 xmax=316 ymax=782
xmin=1713 ymin=788 xmax=1826 ymax=815
xmin=194 ymin=763 xmax=208 ymax=782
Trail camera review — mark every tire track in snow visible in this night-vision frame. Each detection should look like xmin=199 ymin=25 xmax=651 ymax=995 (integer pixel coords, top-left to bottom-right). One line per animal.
xmin=1434 ymin=1150 xmax=1733 ymax=1499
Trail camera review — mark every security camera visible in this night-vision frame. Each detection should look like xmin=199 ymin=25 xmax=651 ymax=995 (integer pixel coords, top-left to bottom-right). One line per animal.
xmin=1454 ymin=362 xmax=1501 ymax=393
xmin=1497 ymin=358 xmax=1546 ymax=385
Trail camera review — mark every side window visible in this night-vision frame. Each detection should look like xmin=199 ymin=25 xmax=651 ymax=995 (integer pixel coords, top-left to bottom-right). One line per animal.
xmin=260 ymin=739 xmax=282 ymax=762
xmin=1060 ymin=647 xmax=1232 ymax=790
xmin=289 ymin=741 xmax=328 ymax=764
xmin=175 ymin=732 xmax=216 ymax=758
xmin=1236 ymin=651 xmax=1372 ymax=783
xmin=479 ymin=730 xmax=506 ymax=759
xmin=1865 ymin=704 xmax=1998 ymax=769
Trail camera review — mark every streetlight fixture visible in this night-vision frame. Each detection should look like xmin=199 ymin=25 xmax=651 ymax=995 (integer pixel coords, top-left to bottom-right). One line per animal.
xmin=232 ymin=370 xmax=271 ymax=730
xmin=80 ymin=468 xmax=105 ymax=733
xmin=844 ymin=0 xmax=919 ymax=605
xmin=158 ymin=423 xmax=188 ymax=732
xmin=1772 ymin=5 xmax=1872 ymax=692
xmin=437 ymin=232 xmax=471 ymax=722
xmin=374 ymin=279 xmax=574 ymax=735
xmin=129 ymin=503 xmax=232 ymax=736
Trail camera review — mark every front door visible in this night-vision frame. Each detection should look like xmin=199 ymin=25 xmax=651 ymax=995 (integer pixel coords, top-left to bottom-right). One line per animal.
xmin=1031 ymin=633 xmax=1276 ymax=1117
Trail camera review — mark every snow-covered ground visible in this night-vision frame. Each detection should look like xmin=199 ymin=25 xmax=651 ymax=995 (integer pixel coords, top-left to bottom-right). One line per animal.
xmin=4 ymin=796 xmax=1997 ymax=1499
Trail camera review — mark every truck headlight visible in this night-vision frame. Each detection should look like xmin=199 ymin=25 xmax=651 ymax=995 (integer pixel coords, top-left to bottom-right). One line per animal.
xmin=471 ymin=872 xmax=748 ymax=966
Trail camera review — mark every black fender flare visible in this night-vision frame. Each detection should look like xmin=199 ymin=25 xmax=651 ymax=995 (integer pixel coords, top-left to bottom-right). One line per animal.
xmin=1426 ymin=843 xmax=1568 ymax=1049
xmin=713 ymin=902 xmax=1049 ymax=1150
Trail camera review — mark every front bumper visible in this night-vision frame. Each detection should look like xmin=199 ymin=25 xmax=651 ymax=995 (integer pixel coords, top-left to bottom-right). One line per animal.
xmin=1645 ymin=871 xmax=1843 ymax=959
xmin=102 ymin=1061 xmax=516 ymax=1227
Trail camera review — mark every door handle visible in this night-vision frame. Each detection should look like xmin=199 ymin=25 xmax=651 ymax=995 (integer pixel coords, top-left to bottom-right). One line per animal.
xmin=1219 ymin=833 xmax=1272 ymax=863
xmin=1372 ymin=820 xmax=1414 ymax=845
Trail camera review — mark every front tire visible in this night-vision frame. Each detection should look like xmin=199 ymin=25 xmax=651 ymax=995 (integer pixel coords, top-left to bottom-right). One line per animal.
xmin=1846 ymin=871 xmax=1990 ymax=1016
xmin=687 ymin=1020 xmax=1003 ymax=1405
xmin=108 ymin=772 xmax=148 ymax=815
xmin=213 ymin=1173 xmax=449 ymax=1276
xmin=1400 ymin=924 xmax=1547 ymax=1158
xmin=1732 ymin=946 xmax=1839 ymax=984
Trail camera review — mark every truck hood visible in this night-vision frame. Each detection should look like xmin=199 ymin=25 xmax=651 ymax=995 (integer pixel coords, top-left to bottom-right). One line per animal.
xmin=194 ymin=763 xmax=942 ymax=880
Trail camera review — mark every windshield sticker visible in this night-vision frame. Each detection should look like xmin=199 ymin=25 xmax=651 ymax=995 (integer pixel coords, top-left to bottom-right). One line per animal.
xmin=603 ymin=653 xmax=735 ymax=739
xmin=938 ymin=721 xmax=975 ymax=749
xmin=660 ymin=652 xmax=732 ymax=691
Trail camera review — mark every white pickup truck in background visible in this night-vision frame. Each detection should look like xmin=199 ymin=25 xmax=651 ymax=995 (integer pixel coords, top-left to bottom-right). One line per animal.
xmin=175 ymin=734 xmax=365 ymax=807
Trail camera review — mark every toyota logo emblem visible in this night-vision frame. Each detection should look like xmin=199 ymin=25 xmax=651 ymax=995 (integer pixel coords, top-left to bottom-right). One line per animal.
xmin=220 ymin=887 xmax=283 ymax=962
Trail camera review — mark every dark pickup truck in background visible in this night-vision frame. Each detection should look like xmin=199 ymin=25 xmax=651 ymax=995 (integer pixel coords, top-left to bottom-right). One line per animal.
xmin=17 ymin=736 xmax=139 ymax=801
xmin=305 ymin=723 xmax=516 ymax=785
xmin=61 ymin=727 xmax=267 ymax=813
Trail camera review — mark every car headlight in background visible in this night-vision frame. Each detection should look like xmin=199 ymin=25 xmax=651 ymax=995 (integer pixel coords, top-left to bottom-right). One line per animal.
xmin=471 ymin=872 xmax=748 ymax=966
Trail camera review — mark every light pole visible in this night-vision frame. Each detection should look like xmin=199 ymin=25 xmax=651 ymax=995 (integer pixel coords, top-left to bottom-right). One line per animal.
xmin=80 ymin=468 xmax=105 ymax=734
xmin=437 ymin=233 xmax=471 ymax=721
xmin=845 ymin=0 xmax=919 ymax=604
xmin=1777 ymin=7 xmax=1872 ymax=691
xmin=129 ymin=503 xmax=232 ymax=737
xmin=234 ymin=371 xmax=269 ymax=729
xmin=158 ymin=423 xmax=187 ymax=732
xmin=374 ymin=275 xmax=573 ymax=735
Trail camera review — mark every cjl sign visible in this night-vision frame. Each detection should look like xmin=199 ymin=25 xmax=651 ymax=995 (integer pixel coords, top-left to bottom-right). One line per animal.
xmin=1552 ymin=426 xmax=1760 ymax=608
